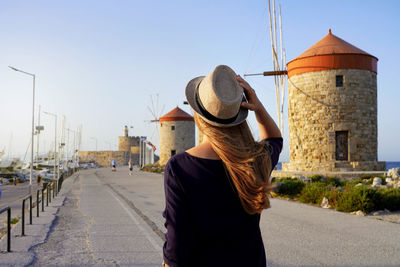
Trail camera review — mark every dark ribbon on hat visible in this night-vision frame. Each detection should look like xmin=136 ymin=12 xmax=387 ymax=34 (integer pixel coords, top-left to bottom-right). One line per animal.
xmin=195 ymin=81 xmax=240 ymax=125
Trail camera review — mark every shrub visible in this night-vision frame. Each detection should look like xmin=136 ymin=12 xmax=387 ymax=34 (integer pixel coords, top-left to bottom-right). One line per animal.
xmin=360 ymin=174 xmax=373 ymax=180
xmin=277 ymin=179 xmax=305 ymax=197
xmin=10 ymin=218 xmax=19 ymax=224
xmin=299 ymin=182 xmax=327 ymax=204
xmin=310 ymin=175 xmax=323 ymax=183
xmin=376 ymin=188 xmax=400 ymax=211
xmin=336 ymin=185 xmax=378 ymax=213
xmin=325 ymin=177 xmax=343 ymax=187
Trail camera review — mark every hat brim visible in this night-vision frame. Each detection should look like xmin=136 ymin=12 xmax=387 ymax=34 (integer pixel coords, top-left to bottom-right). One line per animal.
xmin=185 ymin=76 xmax=248 ymax=128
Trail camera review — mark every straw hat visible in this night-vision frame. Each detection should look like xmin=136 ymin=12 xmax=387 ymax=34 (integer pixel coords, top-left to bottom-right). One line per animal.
xmin=185 ymin=65 xmax=248 ymax=127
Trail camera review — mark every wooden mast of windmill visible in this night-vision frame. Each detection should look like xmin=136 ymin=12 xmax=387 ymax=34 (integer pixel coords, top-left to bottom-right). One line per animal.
xmin=244 ymin=0 xmax=287 ymax=136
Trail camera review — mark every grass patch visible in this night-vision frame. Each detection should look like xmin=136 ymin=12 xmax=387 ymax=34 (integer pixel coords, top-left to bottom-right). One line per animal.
xmin=10 ymin=218 xmax=19 ymax=224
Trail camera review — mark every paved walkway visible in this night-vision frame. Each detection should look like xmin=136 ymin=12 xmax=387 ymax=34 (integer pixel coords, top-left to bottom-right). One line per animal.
xmin=0 ymin=167 xmax=399 ymax=266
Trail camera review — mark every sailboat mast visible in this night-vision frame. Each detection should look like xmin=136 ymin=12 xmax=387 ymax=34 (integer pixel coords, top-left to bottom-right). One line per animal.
xmin=36 ymin=105 xmax=41 ymax=164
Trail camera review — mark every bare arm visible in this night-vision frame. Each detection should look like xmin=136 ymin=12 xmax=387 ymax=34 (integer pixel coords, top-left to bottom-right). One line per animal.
xmin=237 ymin=75 xmax=282 ymax=140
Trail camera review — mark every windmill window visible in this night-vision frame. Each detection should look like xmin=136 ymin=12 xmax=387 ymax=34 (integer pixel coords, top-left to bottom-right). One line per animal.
xmin=171 ymin=126 xmax=175 ymax=131
xmin=336 ymin=75 xmax=343 ymax=87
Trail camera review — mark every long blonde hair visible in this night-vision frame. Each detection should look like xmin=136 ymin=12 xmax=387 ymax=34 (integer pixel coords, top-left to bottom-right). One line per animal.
xmin=194 ymin=113 xmax=272 ymax=214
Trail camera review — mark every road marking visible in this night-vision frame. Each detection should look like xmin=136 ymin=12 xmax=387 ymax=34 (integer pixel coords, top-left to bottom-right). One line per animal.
xmin=106 ymin=188 xmax=162 ymax=254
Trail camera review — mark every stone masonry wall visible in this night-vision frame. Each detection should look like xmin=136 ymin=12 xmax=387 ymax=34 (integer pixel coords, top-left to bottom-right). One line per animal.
xmin=282 ymin=69 xmax=385 ymax=172
xmin=78 ymin=151 xmax=126 ymax=167
xmin=118 ymin=136 xmax=141 ymax=152
xmin=159 ymin=120 xmax=195 ymax=166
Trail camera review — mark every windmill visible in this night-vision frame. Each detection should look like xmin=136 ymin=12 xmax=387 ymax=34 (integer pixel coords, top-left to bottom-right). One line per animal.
xmin=244 ymin=0 xmax=287 ymax=136
xmin=146 ymin=94 xmax=165 ymax=143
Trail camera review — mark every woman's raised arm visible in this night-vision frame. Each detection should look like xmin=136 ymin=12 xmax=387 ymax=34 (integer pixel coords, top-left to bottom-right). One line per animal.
xmin=237 ymin=75 xmax=282 ymax=140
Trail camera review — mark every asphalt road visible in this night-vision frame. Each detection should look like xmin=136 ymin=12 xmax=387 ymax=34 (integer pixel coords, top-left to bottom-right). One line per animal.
xmin=0 ymin=182 xmax=42 ymax=225
xmin=3 ymin=167 xmax=399 ymax=266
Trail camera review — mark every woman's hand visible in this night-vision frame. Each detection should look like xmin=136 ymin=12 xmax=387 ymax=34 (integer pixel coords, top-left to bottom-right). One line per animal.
xmin=237 ymin=75 xmax=282 ymax=139
xmin=237 ymin=75 xmax=263 ymax=112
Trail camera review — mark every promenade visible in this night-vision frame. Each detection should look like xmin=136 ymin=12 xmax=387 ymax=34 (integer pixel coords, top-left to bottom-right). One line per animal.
xmin=0 ymin=167 xmax=399 ymax=266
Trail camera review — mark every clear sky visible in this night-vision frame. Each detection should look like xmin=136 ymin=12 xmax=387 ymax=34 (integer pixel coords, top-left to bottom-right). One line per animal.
xmin=1 ymin=0 xmax=399 ymax=162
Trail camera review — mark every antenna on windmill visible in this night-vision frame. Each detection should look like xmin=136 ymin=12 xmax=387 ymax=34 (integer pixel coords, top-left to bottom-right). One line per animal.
xmin=244 ymin=0 xmax=287 ymax=136
xmin=146 ymin=94 xmax=165 ymax=142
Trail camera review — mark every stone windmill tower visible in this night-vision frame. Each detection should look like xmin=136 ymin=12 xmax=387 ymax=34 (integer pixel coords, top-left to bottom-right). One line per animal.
xmin=282 ymin=29 xmax=385 ymax=172
xmin=159 ymin=107 xmax=195 ymax=166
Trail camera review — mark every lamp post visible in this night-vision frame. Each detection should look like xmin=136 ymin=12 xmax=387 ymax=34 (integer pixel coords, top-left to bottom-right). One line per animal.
xmin=9 ymin=66 xmax=35 ymax=189
xmin=90 ymin=137 xmax=98 ymax=165
xmin=43 ymin=111 xmax=57 ymax=181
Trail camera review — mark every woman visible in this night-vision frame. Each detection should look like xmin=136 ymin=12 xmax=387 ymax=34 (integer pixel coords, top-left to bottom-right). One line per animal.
xmin=163 ymin=65 xmax=282 ymax=267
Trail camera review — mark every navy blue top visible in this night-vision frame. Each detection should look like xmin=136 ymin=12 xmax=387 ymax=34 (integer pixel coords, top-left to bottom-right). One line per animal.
xmin=163 ymin=138 xmax=283 ymax=267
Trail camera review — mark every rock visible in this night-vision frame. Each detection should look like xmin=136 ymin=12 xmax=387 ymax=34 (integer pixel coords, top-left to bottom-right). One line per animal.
xmin=372 ymin=211 xmax=384 ymax=216
xmin=355 ymin=183 xmax=363 ymax=187
xmin=371 ymin=183 xmax=380 ymax=189
xmin=386 ymin=177 xmax=393 ymax=183
xmin=385 ymin=183 xmax=394 ymax=188
xmin=321 ymin=197 xmax=330 ymax=209
xmin=387 ymin=168 xmax=400 ymax=179
xmin=356 ymin=210 xmax=365 ymax=216
xmin=299 ymin=176 xmax=310 ymax=183
xmin=373 ymin=177 xmax=382 ymax=185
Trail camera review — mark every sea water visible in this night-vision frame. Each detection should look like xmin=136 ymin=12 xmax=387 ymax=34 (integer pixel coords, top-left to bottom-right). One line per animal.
xmin=275 ymin=162 xmax=400 ymax=171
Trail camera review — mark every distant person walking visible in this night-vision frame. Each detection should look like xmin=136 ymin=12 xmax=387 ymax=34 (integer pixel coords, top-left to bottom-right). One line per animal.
xmin=128 ymin=159 xmax=133 ymax=176
xmin=14 ymin=176 xmax=17 ymax=186
xmin=112 ymin=160 xmax=116 ymax=172
xmin=162 ymin=65 xmax=282 ymax=267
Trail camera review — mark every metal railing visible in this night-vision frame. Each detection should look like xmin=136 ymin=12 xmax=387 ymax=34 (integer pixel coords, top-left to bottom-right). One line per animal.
xmin=21 ymin=194 xmax=32 ymax=236
xmin=1 ymin=171 xmax=72 ymax=253
xmin=0 ymin=206 xmax=11 ymax=252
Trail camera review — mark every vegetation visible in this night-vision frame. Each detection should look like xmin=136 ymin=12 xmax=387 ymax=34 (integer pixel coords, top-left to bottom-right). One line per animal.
xmin=10 ymin=218 xmax=19 ymax=224
xmin=272 ymin=176 xmax=400 ymax=214
xmin=299 ymin=182 xmax=327 ymax=204
xmin=274 ymin=178 xmax=305 ymax=198
xmin=141 ymin=163 xmax=165 ymax=174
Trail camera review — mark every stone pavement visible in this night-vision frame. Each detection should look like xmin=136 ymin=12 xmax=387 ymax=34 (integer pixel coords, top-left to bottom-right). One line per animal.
xmin=1 ymin=167 xmax=399 ymax=266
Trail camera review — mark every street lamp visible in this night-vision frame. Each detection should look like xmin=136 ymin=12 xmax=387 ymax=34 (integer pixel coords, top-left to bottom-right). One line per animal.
xmin=9 ymin=66 xmax=35 ymax=189
xmin=43 ymin=111 xmax=58 ymax=181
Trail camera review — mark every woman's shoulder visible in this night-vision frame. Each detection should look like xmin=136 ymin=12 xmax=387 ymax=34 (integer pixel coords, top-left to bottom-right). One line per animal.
xmin=167 ymin=151 xmax=220 ymax=168
xmin=165 ymin=151 xmax=223 ymax=179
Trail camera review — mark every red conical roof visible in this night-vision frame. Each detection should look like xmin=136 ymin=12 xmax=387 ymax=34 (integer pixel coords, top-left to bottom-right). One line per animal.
xmin=287 ymin=29 xmax=378 ymax=77
xmin=295 ymin=29 xmax=373 ymax=59
xmin=159 ymin=106 xmax=194 ymax=122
